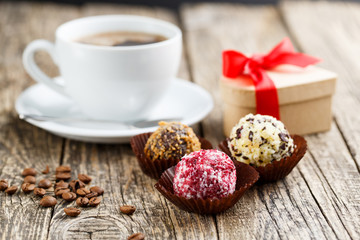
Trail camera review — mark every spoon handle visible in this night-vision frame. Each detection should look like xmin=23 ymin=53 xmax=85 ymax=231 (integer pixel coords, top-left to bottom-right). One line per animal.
xmin=19 ymin=113 xmax=182 ymax=128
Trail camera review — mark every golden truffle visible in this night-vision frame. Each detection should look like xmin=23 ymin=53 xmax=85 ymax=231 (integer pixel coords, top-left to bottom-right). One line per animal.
xmin=144 ymin=122 xmax=201 ymax=161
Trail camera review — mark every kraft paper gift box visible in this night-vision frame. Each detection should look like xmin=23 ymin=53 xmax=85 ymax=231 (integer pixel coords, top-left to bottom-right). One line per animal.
xmin=220 ymin=65 xmax=337 ymax=136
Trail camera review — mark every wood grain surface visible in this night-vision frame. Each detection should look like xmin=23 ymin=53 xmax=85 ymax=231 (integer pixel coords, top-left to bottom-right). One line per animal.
xmin=280 ymin=2 xmax=360 ymax=238
xmin=0 ymin=1 xmax=359 ymax=240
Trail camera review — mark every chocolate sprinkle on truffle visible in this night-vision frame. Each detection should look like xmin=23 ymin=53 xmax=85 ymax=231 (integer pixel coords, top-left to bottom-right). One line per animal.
xmin=279 ymin=133 xmax=289 ymax=143
xmin=249 ymin=131 xmax=254 ymax=141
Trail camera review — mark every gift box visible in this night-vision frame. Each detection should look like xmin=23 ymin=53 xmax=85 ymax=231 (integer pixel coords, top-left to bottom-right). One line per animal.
xmin=220 ymin=38 xmax=337 ymax=136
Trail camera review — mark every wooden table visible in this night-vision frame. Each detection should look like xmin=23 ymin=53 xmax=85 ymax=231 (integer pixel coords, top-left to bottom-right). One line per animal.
xmin=0 ymin=1 xmax=359 ymax=239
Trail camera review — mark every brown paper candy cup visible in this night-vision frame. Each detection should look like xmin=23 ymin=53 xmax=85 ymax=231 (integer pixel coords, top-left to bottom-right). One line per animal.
xmin=130 ymin=132 xmax=213 ymax=179
xmin=218 ymin=135 xmax=307 ymax=183
xmin=154 ymin=161 xmax=259 ymax=214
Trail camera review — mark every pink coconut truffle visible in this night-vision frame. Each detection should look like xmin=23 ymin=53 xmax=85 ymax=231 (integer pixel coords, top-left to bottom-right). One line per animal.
xmin=173 ymin=149 xmax=237 ymax=199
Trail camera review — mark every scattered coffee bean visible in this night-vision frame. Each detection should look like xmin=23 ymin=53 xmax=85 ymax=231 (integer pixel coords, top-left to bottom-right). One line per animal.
xmin=56 ymin=165 xmax=71 ymax=173
xmin=76 ymin=197 xmax=89 ymax=207
xmin=88 ymin=197 xmax=101 ymax=207
xmin=34 ymin=187 xmax=46 ymax=197
xmin=23 ymin=175 xmax=36 ymax=184
xmin=64 ymin=207 xmax=81 ymax=217
xmin=69 ymin=180 xmax=85 ymax=192
xmin=76 ymin=188 xmax=90 ymax=197
xmin=128 ymin=233 xmax=145 ymax=240
xmin=62 ymin=192 xmax=77 ymax=202
xmin=75 ymin=180 xmax=85 ymax=189
xmin=4 ymin=165 xmax=104 ymax=212
xmin=55 ymin=180 xmax=69 ymax=189
xmin=55 ymin=187 xmax=70 ymax=197
xmin=38 ymin=179 xmax=52 ymax=189
xmin=0 ymin=179 xmax=8 ymax=191
xmin=78 ymin=174 xmax=92 ymax=184
xmin=40 ymin=196 xmax=57 ymax=207
xmin=85 ymin=192 xmax=98 ymax=199
xmin=41 ymin=165 xmax=50 ymax=174
xmin=5 ymin=185 xmax=17 ymax=195
xmin=55 ymin=172 xmax=71 ymax=181
xmin=120 ymin=205 xmax=136 ymax=215
xmin=21 ymin=183 xmax=35 ymax=193
xmin=90 ymin=186 xmax=104 ymax=195
xmin=22 ymin=168 xmax=37 ymax=176
xmin=68 ymin=181 xmax=76 ymax=192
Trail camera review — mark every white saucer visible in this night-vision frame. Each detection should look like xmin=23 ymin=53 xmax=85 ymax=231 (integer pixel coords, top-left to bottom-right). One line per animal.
xmin=15 ymin=78 xmax=213 ymax=143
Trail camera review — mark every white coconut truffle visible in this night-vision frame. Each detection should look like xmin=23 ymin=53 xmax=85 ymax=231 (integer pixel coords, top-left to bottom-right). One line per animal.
xmin=228 ymin=114 xmax=295 ymax=167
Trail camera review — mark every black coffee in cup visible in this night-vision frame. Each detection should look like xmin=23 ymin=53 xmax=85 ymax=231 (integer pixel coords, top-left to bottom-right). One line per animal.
xmin=76 ymin=31 xmax=167 ymax=47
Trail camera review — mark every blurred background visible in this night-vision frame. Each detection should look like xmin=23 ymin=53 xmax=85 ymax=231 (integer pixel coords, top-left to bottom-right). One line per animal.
xmin=2 ymin=0 xmax=359 ymax=9
xmin=1 ymin=0 xmax=279 ymax=8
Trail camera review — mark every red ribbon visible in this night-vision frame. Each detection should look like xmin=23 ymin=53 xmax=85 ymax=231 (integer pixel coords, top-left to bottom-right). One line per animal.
xmin=222 ymin=37 xmax=320 ymax=119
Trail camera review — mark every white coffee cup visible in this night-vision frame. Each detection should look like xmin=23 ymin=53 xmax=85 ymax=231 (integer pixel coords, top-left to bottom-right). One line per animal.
xmin=23 ymin=15 xmax=182 ymax=121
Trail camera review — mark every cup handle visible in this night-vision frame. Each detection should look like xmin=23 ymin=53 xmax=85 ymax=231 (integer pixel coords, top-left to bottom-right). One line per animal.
xmin=22 ymin=39 xmax=67 ymax=96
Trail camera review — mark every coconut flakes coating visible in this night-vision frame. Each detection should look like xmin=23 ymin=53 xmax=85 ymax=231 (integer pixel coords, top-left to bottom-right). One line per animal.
xmin=173 ymin=149 xmax=236 ymax=200
xmin=228 ymin=114 xmax=295 ymax=167
xmin=144 ymin=121 xmax=201 ymax=161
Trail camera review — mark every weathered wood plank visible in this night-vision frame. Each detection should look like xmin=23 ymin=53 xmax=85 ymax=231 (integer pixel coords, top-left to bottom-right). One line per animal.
xmin=47 ymin=4 xmax=217 ymax=240
xmin=180 ymin=3 xmax=356 ymax=239
xmin=0 ymin=3 xmax=80 ymax=239
xmin=281 ymin=1 xmax=360 ymax=172
xmin=0 ymin=118 xmax=63 ymax=240
xmin=281 ymin=1 xmax=360 ymax=238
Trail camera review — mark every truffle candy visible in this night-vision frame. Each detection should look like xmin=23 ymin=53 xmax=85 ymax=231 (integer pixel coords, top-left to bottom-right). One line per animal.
xmin=228 ymin=114 xmax=295 ymax=167
xmin=144 ymin=121 xmax=201 ymax=161
xmin=173 ymin=149 xmax=236 ymax=199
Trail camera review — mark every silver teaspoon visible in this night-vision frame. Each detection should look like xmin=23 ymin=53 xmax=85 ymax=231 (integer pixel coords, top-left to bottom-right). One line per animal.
xmin=19 ymin=114 xmax=182 ymax=129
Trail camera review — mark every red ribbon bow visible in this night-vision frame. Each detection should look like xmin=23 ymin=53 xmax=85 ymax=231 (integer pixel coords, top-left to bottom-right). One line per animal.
xmin=222 ymin=37 xmax=320 ymax=119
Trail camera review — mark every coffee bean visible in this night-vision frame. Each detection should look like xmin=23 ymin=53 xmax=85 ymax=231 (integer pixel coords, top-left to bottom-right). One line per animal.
xmin=40 ymin=196 xmax=57 ymax=207
xmin=22 ymin=168 xmax=37 ymax=176
xmin=0 ymin=180 xmax=8 ymax=191
xmin=5 ymin=186 xmax=17 ymax=195
xmin=76 ymin=188 xmax=90 ymax=196
xmin=88 ymin=197 xmax=101 ymax=207
xmin=34 ymin=188 xmax=46 ymax=197
xmin=21 ymin=183 xmax=35 ymax=193
xmin=120 ymin=205 xmax=136 ymax=215
xmin=68 ymin=181 xmax=76 ymax=192
xmin=75 ymin=180 xmax=85 ymax=189
xmin=127 ymin=233 xmax=145 ymax=240
xmin=55 ymin=187 xmax=70 ymax=197
xmin=62 ymin=192 xmax=77 ymax=202
xmin=41 ymin=165 xmax=50 ymax=174
xmin=85 ymin=192 xmax=98 ymax=199
xmin=90 ymin=186 xmax=104 ymax=195
xmin=76 ymin=197 xmax=89 ymax=207
xmin=78 ymin=174 xmax=92 ymax=184
xmin=55 ymin=172 xmax=71 ymax=181
xmin=38 ymin=179 xmax=52 ymax=189
xmin=23 ymin=175 xmax=36 ymax=184
xmin=55 ymin=180 xmax=69 ymax=189
xmin=64 ymin=207 xmax=81 ymax=217
xmin=69 ymin=180 xmax=85 ymax=192
xmin=56 ymin=165 xmax=71 ymax=173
